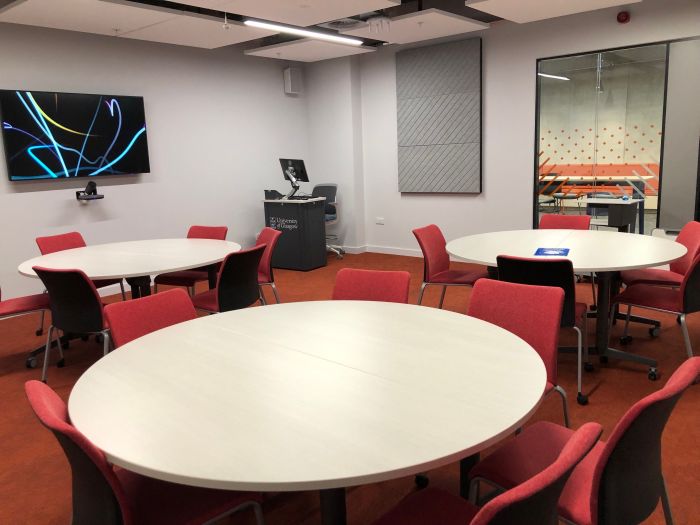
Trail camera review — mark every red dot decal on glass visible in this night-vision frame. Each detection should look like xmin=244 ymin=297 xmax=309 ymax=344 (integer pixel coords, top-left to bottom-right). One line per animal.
xmin=603 ymin=127 xmax=607 ymax=130
xmin=650 ymin=124 xmax=655 ymax=128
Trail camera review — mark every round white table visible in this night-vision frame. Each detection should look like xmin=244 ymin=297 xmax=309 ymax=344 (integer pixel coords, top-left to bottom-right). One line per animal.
xmin=18 ymin=238 xmax=241 ymax=298
xmin=69 ymin=301 xmax=546 ymax=525
xmin=446 ymin=229 xmax=687 ymax=371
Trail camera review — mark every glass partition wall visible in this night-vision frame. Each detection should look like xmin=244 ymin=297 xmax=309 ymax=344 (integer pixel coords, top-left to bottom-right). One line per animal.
xmin=535 ymin=44 xmax=668 ymax=234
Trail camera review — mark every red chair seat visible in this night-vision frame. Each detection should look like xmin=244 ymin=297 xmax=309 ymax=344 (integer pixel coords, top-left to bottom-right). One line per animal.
xmin=469 ymin=421 xmax=601 ymax=525
xmin=431 ymin=269 xmax=489 ymax=285
xmin=621 ymin=268 xmax=683 ymax=287
xmin=613 ymin=284 xmax=682 ymax=313
xmin=154 ymin=270 xmax=209 ymax=287
xmin=0 ymin=293 xmax=50 ymax=318
xmin=192 ymin=289 xmax=218 ymax=312
xmin=372 ymin=488 xmax=479 ymax=525
xmin=116 ymin=468 xmax=261 ymax=525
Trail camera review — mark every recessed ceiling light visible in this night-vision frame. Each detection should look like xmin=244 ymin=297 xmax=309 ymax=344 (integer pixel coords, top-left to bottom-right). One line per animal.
xmin=244 ymin=19 xmax=363 ymax=46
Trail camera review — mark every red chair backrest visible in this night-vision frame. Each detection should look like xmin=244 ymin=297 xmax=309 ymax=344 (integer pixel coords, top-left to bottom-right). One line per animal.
xmin=539 ymin=214 xmax=591 ymax=230
xmin=468 ymin=279 xmax=564 ymax=387
xmin=104 ymin=288 xmax=197 ymax=348
xmin=472 ymin=422 xmax=603 ymax=525
xmin=670 ymin=221 xmax=700 ymax=275
xmin=187 ymin=225 xmax=228 ymax=240
xmin=24 ymin=380 xmax=132 ymax=524
xmin=590 ymin=357 xmax=700 ymax=524
xmin=33 ymin=266 xmax=104 ymax=333
xmin=256 ymin=227 xmax=282 ymax=283
xmin=413 ymin=224 xmax=450 ymax=282
xmin=332 ymin=268 xmax=411 ymax=303
xmin=36 ymin=232 xmax=86 ymax=255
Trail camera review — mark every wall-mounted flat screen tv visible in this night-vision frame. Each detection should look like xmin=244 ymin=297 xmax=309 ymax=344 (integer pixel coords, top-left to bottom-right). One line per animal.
xmin=0 ymin=90 xmax=150 ymax=180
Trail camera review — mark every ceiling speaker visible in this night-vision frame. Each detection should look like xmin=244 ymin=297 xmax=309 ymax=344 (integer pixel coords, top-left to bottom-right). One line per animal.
xmin=284 ymin=67 xmax=303 ymax=95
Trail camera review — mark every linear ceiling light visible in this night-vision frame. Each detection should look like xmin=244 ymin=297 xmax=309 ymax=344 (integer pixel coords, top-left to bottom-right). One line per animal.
xmin=244 ymin=19 xmax=363 ymax=46
xmin=538 ymin=73 xmax=570 ymax=81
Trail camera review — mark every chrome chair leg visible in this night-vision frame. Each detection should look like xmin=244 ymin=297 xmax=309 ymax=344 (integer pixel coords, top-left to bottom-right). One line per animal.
xmin=36 ymin=309 xmax=46 ymax=336
xmin=119 ymin=281 xmax=127 ymax=301
xmin=573 ymin=326 xmax=587 ymax=405
xmin=102 ymin=331 xmax=111 ymax=356
xmin=438 ymin=286 xmax=447 ymax=309
xmin=679 ymin=314 xmax=694 ymax=358
xmin=417 ymin=283 xmax=427 ymax=305
xmin=660 ymin=477 xmax=675 ymax=525
xmin=259 ymin=289 xmax=267 ymax=305
xmin=189 ymin=286 xmax=195 ymax=298
xmin=553 ymin=385 xmax=570 ymax=428
xmin=153 ymin=284 xmax=159 ymax=294
xmin=270 ymin=282 xmax=281 ymax=304
xmin=623 ymin=305 xmax=632 ymax=337
xmin=41 ymin=325 xmax=55 ymax=383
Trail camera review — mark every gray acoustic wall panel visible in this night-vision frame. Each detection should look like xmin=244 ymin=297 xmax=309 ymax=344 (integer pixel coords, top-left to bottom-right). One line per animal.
xmin=396 ymin=38 xmax=481 ymax=193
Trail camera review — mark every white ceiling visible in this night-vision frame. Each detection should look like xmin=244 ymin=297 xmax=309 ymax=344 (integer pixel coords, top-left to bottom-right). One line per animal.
xmin=167 ymin=0 xmax=401 ymax=27
xmin=245 ymin=38 xmax=375 ymax=62
xmin=342 ymin=9 xmax=488 ymax=45
xmin=466 ymin=0 xmax=643 ymax=24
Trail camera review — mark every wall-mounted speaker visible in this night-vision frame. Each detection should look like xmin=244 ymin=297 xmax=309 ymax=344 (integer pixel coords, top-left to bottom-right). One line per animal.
xmin=284 ymin=67 xmax=303 ymax=95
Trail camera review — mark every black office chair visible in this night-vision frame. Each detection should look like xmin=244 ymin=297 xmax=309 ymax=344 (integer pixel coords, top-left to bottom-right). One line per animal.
xmin=312 ymin=183 xmax=345 ymax=259
xmin=33 ymin=266 xmax=111 ymax=383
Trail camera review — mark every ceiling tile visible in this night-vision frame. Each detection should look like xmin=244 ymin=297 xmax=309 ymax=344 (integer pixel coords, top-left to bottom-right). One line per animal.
xmin=245 ymin=38 xmax=375 ymax=62
xmin=168 ymin=0 xmax=401 ymax=27
xmin=119 ymin=13 xmax=276 ymax=48
xmin=465 ymin=0 xmax=643 ymax=24
xmin=342 ymin=9 xmax=488 ymax=44
xmin=0 ymin=0 xmax=177 ymax=36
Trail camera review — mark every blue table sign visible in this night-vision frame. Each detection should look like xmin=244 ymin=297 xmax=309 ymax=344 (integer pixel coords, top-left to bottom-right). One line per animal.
xmin=535 ymin=248 xmax=570 ymax=256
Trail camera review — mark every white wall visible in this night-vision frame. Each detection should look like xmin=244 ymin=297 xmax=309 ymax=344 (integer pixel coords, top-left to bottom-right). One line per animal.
xmin=355 ymin=0 xmax=700 ymax=255
xmin=0 ymin=23 xmax=308 ymax=296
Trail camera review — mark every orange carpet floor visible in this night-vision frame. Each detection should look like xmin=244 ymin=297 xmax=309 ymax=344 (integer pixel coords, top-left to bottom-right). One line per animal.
xmin=1 ymin=252 xmax=698 ymax=524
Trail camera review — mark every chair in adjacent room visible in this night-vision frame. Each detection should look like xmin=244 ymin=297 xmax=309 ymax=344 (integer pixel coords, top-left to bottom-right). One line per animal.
xmin=256 ymin=227 xmax=283 ymax=304
xmin=104 ymin=288 xmax=197 ymax=348
xmin=191 ymin=245 xmax=266 ymax=314
xmin=372 ymin=422 xmax=602 ymax=525
xmin=612 ymin=255 xmax=700 ymax=361
xmin=33 ymin=267 xmax=111 ymax=383
xmin=468 ymin=278 xmax=571 ymax=427
xmin=467 ymin=356 xmax=700 ymax=525
xmin=413 ymin=224 xmax=489 ymax=308
xmin=0 ymin=286 xmax=50 ymax=366
xmin=312 ymin=183 xmax=345 ymax=259
xmin=153 ymin=225 xmax=229 ymax=296
xmin=332 ymin=268 xmax=411 ymax=303
xmin=25 ymin=380 xmax=265 ymax=525
xmin=35 ymin=231 xmax=126 ymax=334
xmin=497 ymin=256 xmax=590 ymax=405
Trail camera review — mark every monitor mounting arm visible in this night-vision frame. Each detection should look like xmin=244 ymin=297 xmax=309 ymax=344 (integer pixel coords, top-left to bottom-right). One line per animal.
xmin=284 ymin=168 xmax=300 ymax=199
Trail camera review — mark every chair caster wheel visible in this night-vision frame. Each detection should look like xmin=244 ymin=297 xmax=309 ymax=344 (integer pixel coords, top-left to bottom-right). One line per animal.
xmin=619 ymin=335 xmax=633 ymax=345
xmin=414 ymin=474 xmax=429 ymax=489
xmin=57 ymin=358 xmax=65 ymax=368
xmin=25 ymin=357 xmax=37 ymax=369
xmin=648 ymin=368 xmax=659 ymax=381
xmin=35 ymin=329 xmax=43 ymax=336
xmin=599 ymin=355 xmax=609 ymax=364
xmin=584 ymin=362 xmax=594 ymax=372
xmin=577 ymin=393 xmax=589 ymax=406
xmin=649 ymin=326 xmax=660 ymax=337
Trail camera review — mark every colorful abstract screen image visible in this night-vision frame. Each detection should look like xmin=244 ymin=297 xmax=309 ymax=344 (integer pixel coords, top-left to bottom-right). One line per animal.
xmin=0 ymin=90 xmax=150 ymax=180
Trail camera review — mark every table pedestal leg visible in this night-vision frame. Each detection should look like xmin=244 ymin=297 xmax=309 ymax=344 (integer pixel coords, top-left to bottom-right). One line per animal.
xmin=460 ymin=454 xmax=480 ymax=499
xmin=320 ymin=488 xmax=346 ymax=525
xmin=125 ymin=276 xmax=152 ymax=299
xmin=208 ymin=266 xmax=217 ymax=290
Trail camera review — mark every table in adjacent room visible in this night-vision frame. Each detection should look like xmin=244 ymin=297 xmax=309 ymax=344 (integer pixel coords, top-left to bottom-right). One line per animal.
xmin=68 ymin=301 xmax=547 ymax=525
xmin=18 ymin=238 xmax=241 ymax=298
xmin=446 ymin=229 xmax=686 ymax=374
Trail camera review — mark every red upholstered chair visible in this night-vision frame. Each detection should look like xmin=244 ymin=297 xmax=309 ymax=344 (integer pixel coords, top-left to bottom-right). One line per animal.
xmin=413 ymin=224 xmax=488 ymax=308
xmin=469 ymin=279 xmax=571 ymax=427
xmin=612 ymin=255 xmax=700 ymax=361
xmin=0 ymin=286 xmax=50 ymax=364
xmin=24 ymin=380 xmax=264 ymax=525
xmin=467 ymin=357 xmax=700 ymax=525
xmin=35 ymin=232 xmax=126 ymax=333
xmin=539 ymin=214 xmax=591 ymax=230
xmin=192 ymin=245 xmax=266 ymax=314
xmin=104 ymin=289 xmax=197 ymax=348
xmin=497 ymin=256 xmax=590 ymax=406
xmin=332 ymin=268 xmax=411 ymax=303
xmin=33 ymin=267 xmax=110 ymax=383
xmin=153 ymin=225 xmax=229 ymax=296
xmin=256 ymin=227 xmax=283 ymax=304
xmin=372 ymin=422 xmax=602 ymax=525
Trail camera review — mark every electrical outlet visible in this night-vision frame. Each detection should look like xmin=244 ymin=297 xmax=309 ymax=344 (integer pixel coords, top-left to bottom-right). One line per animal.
xmin=375 ymin=217 xmax=385 ymax=225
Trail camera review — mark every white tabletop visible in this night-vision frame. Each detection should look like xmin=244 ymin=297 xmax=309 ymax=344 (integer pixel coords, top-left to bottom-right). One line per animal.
xmin=69 ymin=301 xmax=546 ymax=492
xmin=18 ymin=239 xmax=241 ymax=280
xmin=446 ymin=229 xmax=686 ymax=273
xmin=584 ymin=198 xmax=643 ymax=205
